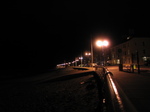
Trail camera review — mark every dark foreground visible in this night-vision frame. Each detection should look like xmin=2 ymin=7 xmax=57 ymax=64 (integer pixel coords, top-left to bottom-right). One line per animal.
xmin=0 ymin=68 xmax=101 ymax=112
xmin=1 ymin=66 xmax=150 ymax=112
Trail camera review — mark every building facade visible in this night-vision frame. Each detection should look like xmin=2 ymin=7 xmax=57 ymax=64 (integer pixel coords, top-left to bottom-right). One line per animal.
xmin=109 ymin=37 xmax=150 ymax=66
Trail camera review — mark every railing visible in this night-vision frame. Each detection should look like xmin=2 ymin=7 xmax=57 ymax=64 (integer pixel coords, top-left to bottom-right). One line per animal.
xmin=95 ymin=66 xmax=138 ymax=112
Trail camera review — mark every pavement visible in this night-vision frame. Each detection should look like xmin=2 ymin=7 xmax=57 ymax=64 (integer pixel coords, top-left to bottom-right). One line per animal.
xmin=105 ymin=66 xmax=150 ymax=112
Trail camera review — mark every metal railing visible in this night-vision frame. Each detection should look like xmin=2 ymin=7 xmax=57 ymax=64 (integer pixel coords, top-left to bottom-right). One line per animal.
xmin=95 ymin=66 xmax=138 ymax=112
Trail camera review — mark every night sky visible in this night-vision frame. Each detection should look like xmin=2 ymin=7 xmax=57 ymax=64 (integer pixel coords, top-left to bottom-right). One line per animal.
xmin=3 ymin=1 xmax=150 ymax=71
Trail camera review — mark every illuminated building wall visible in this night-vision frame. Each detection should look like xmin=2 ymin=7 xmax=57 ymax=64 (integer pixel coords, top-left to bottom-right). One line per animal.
xmin=110 ymin=37 xmax=150 ymax=66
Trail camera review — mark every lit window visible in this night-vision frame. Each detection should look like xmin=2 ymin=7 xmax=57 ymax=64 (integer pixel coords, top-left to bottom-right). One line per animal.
xmin=117 ymin=59 xmax=120 ymax=64
xmin=143 ymin=57 xmax=147 ymax=61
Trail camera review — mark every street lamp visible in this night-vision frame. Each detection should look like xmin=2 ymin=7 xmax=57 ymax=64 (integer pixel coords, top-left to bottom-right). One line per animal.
xmin=75 ymin=59 xmax=79 ymax=66
xmin=79 ymin=56 xmax=83 ymax=67
xmin=96 ymin=40 xmax=109 ymax=66
xmin=85 ymin=52 xmax=91 ymax=56
xmin=85 ymin=52 xmax=91 ymax=66
xmin=96 ymin=40 xmax=109 ymax=47
xmin=72 ymin=61 xmax=75 ymax=66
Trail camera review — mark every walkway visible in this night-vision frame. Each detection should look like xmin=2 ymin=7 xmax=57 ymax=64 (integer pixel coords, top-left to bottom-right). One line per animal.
xmin=106 ymin=66 xmax=150 ymax=112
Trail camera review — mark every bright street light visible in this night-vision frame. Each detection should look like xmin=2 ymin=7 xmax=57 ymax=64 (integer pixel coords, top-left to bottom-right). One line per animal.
xmin=96 ymin=40 xmax=109 ymax=66
xmin=96 ymin=40 xmax=109 ymax=47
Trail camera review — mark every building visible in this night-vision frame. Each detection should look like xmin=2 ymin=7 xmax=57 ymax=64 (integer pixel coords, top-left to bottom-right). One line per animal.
xmin=109 ymin=37 xmax=150 ymax=66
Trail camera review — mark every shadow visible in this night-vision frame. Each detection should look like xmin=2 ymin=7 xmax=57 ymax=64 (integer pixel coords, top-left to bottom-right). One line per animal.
xmin=37 ymin=71 xmax=105 ymax=112
xmin=39 ymin=71 xmax=95 ymax=84
xmin=73 ymin=67 xmax=89 ymax=70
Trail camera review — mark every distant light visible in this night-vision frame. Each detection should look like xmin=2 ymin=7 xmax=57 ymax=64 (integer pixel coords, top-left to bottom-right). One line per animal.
xmin=85 ymin=52 xmax=91 ymax=55
xmin=79 ymin=57 xmax=83 ymax=59
xmin=127 ymin=37 xmax=130 ymax=40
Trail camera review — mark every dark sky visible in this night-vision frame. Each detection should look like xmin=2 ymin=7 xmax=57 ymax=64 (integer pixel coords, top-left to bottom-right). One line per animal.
xmin=3 ymin=1 xmax=150 ymax=70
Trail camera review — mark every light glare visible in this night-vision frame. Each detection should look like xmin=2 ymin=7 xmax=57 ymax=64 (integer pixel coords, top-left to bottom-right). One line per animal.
xmin=103 ymin=40 xmax=108 ymax=46
xmin=96 ymin=40 xmax=109 ymax=47
xmin=96 ymin=41 xmax=103 ymax=46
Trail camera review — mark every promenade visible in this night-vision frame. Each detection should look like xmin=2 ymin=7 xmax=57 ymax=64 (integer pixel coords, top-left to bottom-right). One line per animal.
xmin=0 ymin=67 xmax=98 ymax=112
xmin=106 ymin=66 xmax=150 ymax=112
xmin=1 ymin=66 xmax=150 ymax=112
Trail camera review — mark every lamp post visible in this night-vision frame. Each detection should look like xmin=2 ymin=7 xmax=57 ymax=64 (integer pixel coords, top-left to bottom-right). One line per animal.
xmin=75 ymin=57 xmax=79 ymax=66
xmin=79 ymin=56 xmax=83 ymax=67
xmin=72 ymin=61 xmax=75 ymax=66
xmin=96 ymin=40 xmax=109 ymax=66
xmin=91 ymin=37 xmax=94 ymax=67
xmin=75 ymin=59 xmax=79 ymax=66
xmin=136 ymin=51 xmax=140 ymax=74
xmin=85 ymin=52 xmax=91 ymax=66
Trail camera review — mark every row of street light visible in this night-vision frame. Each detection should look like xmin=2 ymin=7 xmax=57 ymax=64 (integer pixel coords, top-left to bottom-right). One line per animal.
xmin=57 ymin=39 xmax=109 ymax=68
